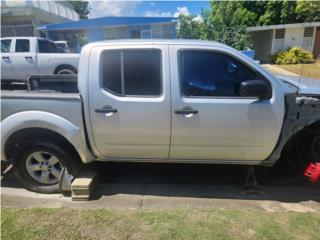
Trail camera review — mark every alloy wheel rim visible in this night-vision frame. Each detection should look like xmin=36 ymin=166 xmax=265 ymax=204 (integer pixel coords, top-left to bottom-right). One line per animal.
xmin=25 ymin=151 xmax=62 ymax=185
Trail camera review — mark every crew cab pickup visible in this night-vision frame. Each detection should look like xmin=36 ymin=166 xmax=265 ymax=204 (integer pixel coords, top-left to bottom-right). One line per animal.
xmin=1 ymin=40 xmax=320 ymax=193
xmin=1 ymin=37 xmax=79 ymax=81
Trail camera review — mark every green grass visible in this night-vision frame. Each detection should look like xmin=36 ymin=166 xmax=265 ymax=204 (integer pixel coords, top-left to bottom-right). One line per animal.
xmin=2 ymin=208 xmax=320 ymax=240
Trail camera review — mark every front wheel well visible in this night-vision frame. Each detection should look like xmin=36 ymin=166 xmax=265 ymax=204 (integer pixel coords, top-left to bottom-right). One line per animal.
xmin=5 ymin=128 xmax=82 ymax=168
xmin=280 ymin=121 xmax=320 ymax=171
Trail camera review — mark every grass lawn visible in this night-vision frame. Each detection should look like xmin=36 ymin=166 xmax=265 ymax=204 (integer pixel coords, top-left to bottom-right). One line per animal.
xmin=276 ymin=60 xmax=320 ymax=79
xmin=2 ymin=208 xmax=320 ymax=240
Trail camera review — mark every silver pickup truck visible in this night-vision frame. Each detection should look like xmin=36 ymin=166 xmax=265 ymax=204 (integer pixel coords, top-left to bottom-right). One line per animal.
xmin=1 ymin=40 xmax=320 ymax=193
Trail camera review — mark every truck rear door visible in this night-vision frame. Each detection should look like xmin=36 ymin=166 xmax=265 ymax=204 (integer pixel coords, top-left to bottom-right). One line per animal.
xmin=36 ymin=39 xmax=59 ymax=74
xmin=88 ymin=44 xmax=171 ymax=159
xmin=169 ymin=45 xmax=285 ymax=162
xmin=11 ymin=38 xmax=37 ymax=80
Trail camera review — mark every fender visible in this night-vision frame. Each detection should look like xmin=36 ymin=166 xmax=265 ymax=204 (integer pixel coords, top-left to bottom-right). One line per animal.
xmin=1 ymin=110 xmax=92 ymax=163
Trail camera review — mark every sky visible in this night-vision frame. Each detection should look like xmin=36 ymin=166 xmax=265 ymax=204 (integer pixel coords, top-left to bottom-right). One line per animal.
xmin=88 ymin=1 xmax=210 ymax=18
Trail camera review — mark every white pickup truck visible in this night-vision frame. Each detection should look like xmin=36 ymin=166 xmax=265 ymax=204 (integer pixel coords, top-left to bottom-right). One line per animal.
xmin=1 ymin=37 xmax=79 ymax=80
xmin=1 ymin=40 xmax=320 ymax=193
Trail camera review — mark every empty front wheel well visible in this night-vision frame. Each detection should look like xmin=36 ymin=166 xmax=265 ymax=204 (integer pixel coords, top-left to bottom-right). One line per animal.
xmin=5 ymin=128 xmax=82 ymax=167
xmin=280 ymin=121 xmax=320 ymax=170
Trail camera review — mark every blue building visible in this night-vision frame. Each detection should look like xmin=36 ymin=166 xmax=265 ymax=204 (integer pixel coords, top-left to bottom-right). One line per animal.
xmin=38 ymin=16 xmax=177 ymax=52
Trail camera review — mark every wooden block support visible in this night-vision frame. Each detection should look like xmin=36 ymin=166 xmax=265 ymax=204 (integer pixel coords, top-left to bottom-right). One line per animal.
xmin=71 ymin=171 xmax=97 ymax=201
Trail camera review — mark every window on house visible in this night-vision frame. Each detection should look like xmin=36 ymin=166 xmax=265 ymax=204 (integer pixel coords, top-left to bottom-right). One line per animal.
xmin=141 ymin=30 xmax=152 ymax=39
xmin=130 ymin=30 xmax=141 ymax=39
xmin=15 ymin=39 xmax=30 ymax=52
xmin=304 ymin=27 xmax=314 ymax=38
xmin=303 ymin=27 xmax=314 ymax=50
xmin=275 ymin=29 xmax=285 ymax=39
xmin=179 ymin=50 xmax=266 ymax=97
xmin=101 ymin=49 xmax=162 ymax=96
xmin=1 ymin=39 xmax=11 ymax=53
xmin=273 ymin=29 xmax=285 ymax=53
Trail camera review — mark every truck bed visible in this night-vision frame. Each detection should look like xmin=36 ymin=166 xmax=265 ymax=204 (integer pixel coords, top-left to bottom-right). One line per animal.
xmin=1 ymin=75 xmax=78 ymax=93
xmin=1 ymin=90 xmax=81 ymax=123
xmin=1 ymin=88 xmax=93 ymax=164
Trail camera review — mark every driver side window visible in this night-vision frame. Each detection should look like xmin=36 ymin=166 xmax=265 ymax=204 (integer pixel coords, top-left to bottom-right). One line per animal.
xmin=179 ymin=50 xmax=264 ymax=97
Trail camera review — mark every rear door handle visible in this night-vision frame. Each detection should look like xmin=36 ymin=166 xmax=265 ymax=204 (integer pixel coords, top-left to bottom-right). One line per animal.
xmin=175 ymin=108 xmax=198 ymax=118
xmin=95 ymin=106 xmax=118 ymax=116
xmin=2 ymin=56 xmax=10 ymax=61
xmin=95 ymin=108 xmax=118 ymax=113
xmin=175 ymin=109 xmax=198 ymax=115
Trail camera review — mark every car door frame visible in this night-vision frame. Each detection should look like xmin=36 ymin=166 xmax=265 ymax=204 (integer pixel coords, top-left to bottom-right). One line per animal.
xmin=84 ymin=43 xmax=172 ymax=161
xmin=169 ymin=44 xmax=285 ymax=164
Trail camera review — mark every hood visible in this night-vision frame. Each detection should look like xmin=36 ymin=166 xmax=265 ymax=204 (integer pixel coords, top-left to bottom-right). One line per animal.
xmin=276 ymin=75 xmax=320 ymax=95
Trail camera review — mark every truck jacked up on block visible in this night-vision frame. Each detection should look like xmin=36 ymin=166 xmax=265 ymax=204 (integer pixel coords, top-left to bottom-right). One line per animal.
xmin=1 ymin=40 xmax=320 ymax=193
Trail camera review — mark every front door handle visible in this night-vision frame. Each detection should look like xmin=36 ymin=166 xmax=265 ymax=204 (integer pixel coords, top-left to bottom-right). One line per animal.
xmin=25 ymin=56 xmax=33 ymax=60
xmin=95 ymin=106 xmax=118 ymax=116
xmin=175 ymin=107 xmax=198 ymax=118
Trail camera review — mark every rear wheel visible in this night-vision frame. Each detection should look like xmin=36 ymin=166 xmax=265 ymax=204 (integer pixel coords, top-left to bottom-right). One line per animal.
xmin=12 ymin=140 xmax=80 ymax=193
xmin=56 ymin=68 xmax=75 ymax=74
xmin=25 ymin=151 xmax=63 ymax=185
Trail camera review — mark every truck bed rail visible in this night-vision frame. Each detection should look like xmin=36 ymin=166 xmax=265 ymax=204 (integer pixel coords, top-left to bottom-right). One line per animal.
xmin=1 ymin=75 xmax=78 ymax=93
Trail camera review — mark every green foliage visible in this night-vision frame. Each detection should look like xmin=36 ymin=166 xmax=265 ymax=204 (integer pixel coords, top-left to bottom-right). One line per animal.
xmin=272 ymin=46 xmax=316 ymax=64
xmin=176 ymin=15 xmax=206 ymax=40
xmin=177 ymin=2 xmax=253 ymax=50
xmin=177 ymin=0 xmax=320 ymax=49
xmin=68 ymin=1 xmax=91 ymax=19
xmin=295 ymin=0 xmax=320 ymax=22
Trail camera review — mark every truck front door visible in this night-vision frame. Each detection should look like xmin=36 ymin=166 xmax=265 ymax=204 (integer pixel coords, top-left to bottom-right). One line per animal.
xmin=88 ymin=45 xmax=171 ymax=159
xmin=1 ymin=39 xmax=14 ymax=80
xmin=169 ymin=45 xmax=285 ymax=162
xmin=11 ymin=39 xmax=37 ymax=80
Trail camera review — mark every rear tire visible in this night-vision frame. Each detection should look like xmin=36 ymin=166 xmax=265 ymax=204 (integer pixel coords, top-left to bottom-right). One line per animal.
xmin=12 ymin=140 xmax=80 ymax=194
xmin=56 ymin=68 xmax=76 ymax=75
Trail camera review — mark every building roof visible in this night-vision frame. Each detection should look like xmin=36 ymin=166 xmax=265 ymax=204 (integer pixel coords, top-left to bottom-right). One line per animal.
xmin=247 ymin=22 xmax=320 ymax=32
xmin=38 ymin=16 xmax=178 ymax=31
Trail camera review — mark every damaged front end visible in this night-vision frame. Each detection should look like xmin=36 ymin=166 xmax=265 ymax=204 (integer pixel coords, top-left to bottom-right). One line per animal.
xmin=263 ymin=75 xmax=320 ymax=168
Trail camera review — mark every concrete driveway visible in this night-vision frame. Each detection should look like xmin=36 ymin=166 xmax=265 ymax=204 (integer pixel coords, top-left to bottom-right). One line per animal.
xmin=2 ymin=162 xmax=320 ymax=212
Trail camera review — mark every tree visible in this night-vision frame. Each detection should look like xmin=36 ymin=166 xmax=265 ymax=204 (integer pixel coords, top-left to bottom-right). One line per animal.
xmin=177 ymin=15 xmax=206 ymax=40
xmin=295 ymin=0 xmax=320 ymax=22
xmin=204 ymin=1 xmax=253 ymax=49
xmin=177 ymin=0 xmax=320 ymax=50
xmin=68 ymin=1 xmax=91 ymax=19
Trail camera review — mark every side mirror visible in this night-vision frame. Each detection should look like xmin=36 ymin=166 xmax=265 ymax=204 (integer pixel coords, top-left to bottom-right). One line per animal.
xmin=239 ymin=80 xmax=271 ymax=99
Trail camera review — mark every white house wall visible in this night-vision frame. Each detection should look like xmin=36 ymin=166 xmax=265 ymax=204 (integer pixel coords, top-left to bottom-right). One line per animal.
xmin=271 ymin=26 xmax=315 ymax=55
xmin=284 ymin=27 xmax=304 ymax=50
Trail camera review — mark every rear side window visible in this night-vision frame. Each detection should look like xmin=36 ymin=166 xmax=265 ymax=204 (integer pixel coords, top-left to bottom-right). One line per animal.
xmin=15 ymin=39 xmax=30 ymax=52
xmin=38 ymin=39 xmax=57 ymax=53
xmin=1 ymin=39 xmax=11 ymax=53
xmin=101 ymin=49 xmax=161 ymax=96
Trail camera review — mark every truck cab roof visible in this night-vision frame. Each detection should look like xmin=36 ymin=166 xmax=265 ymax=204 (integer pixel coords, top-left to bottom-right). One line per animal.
xmin=82 ymin=39 xmax=229 ymax=49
